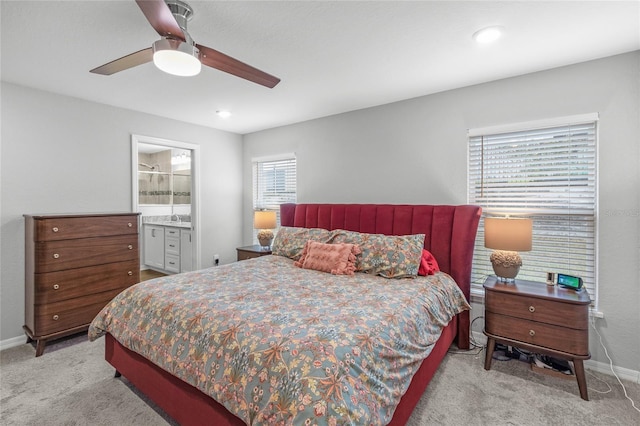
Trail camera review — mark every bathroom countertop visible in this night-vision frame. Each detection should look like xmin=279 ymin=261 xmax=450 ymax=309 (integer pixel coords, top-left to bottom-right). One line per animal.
xmin=143 ymin=221 xmax=192 ymax=229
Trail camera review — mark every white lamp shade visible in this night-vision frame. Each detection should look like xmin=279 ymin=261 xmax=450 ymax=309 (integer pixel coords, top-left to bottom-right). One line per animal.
xmin=153 ymin=39 xmax=201 ymax=77
xmin=484 ymin=217 xmax=532 ymax=252
xmin=254 ymin=210 xmax=277 ymax=229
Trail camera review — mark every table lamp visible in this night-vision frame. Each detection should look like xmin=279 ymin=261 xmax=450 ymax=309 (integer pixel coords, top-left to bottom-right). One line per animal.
xmin=484 ymin=217 xmax=532 ymax=282
xmin=254 ymin=210 xmax=277 ymax=250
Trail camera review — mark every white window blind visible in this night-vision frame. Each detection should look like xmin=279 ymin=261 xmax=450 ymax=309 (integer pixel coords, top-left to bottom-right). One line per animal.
xmin=252 ymin=156 xmax=297 ymax=240
xmin=468 ymin=119 xmax=597 ymax=305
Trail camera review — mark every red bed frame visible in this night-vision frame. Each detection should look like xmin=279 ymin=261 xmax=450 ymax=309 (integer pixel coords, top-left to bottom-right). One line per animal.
xmin=105 ymin=203 xmax=481 ymax=425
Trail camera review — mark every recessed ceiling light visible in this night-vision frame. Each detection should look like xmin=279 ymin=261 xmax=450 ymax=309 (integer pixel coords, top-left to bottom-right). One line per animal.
xmin=473 ymin=26 xmax=503 ymax=44
xmin=216 ymin=110 xmax=232 ymax=119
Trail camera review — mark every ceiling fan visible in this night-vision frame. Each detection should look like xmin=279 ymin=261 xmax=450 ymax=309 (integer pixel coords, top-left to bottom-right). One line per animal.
xmin=90 ymin=0 xmax=280 ymax=88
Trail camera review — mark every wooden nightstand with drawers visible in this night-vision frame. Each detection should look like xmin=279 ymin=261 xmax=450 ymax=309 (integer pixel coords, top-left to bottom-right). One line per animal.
xmin=236 ymin=245 xmax=271 ymax=261
xmin=483 ymin=276 xmax=591 ymax=400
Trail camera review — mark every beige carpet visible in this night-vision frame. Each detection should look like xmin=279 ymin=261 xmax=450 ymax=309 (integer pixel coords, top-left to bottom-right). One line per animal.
xmin=1 ymin=334 xmax=638 ymax=425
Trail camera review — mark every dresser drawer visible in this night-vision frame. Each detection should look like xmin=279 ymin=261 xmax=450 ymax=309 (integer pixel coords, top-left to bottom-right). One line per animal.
xmin=486 ymin=290 xmax=588 ymax=329
xmin=238 ymin=251 xmax=257 ymax=261
xmin=34 ymin=288 xmax=125 ymax=335
xmin=33 ymin=215 xmax=138 ymax=241
xmin=485 ymin=312 xmax=589 ymax=356
xmin=35 ymin=235 xmax=138 ymax=272
xmin=165 ymin=236 xmax=180 ymax=256
xmin=34 ymin=259 xmax=140 ymax=305
xmin=164 ymin=227 xmax=180 ymax=238
xmin=165 ymin=254 xmax=180 ymax=273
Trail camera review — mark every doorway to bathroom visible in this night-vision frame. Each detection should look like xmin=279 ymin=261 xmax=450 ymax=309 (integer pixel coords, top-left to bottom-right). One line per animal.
xmin=131 ymin=134 xmax=201 ymax=272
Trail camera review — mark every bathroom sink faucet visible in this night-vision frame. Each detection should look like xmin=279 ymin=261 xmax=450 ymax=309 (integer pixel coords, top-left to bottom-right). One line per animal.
xmin=171 ymin=214 xmax=181 ymax=223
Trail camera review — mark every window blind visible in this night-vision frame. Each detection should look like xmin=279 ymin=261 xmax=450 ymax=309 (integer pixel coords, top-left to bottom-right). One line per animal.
xmin=468 ymin=120 xmax=597 ymax=304
xmin=252 ymin=156 xmax=297 ymax=240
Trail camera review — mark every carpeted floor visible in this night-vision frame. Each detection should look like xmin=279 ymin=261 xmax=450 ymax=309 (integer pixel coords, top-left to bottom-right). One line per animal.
xmin=1 ymin=333 xmax=638 ymax=425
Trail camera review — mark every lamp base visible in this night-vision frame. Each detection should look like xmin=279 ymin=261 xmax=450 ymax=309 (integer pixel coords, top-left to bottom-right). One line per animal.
xmin=490 ymin=250 xmax=522 ymax=282
xmin=257 ymin=229 xmax=274 ymax=250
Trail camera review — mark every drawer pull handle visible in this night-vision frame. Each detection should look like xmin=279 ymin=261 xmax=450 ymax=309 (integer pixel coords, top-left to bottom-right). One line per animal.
xmin=53 ymin=315 xmax=59 ymax=321
xmin=529 ymin=329 xmax=535 ymax=337
xmin=128 ymin=245 xmax=133 ymax=250
xmin=529 ymin=306 xmax=535 ymax=313
xmin=53 ymin=284 xmax=60 ymax=290
xmin=53 ymin=253 xmax=60 ymax=259
xmin=128 ymin=222 xmax=133 ymax=227
xmin=52 ymin=227 xmax=59 ymax=233
xmin=128 ymin=271 xmax=133 ymax=276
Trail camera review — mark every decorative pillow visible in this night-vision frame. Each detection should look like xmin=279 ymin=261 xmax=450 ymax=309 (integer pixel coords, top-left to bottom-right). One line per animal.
xmin=271 ymin=227 xmax=333 ymax=260
xmin=418 ymin=249 xmax=440 ymax=276
xmin=295 ymin=241 xmax=361 ymax=275
xmin=331 ymin=230 xmax=425 ymax=278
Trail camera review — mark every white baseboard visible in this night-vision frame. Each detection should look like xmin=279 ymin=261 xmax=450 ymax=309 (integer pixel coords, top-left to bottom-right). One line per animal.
xmin=0 ymin=335 xmax=27 ymax=351
xmin=585 ymin=359 xmax=640 ymax=384
xmin=470 ymin=331 xmax=640 ymax=384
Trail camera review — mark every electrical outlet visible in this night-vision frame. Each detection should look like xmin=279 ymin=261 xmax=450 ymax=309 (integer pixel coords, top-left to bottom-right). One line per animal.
xmin=214 ymin=254 xmax=219 ymax=266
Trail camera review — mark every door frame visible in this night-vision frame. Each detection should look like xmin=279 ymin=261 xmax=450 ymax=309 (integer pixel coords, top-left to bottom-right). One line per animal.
xmin=131 ymin=134 xmax=201 ymax=271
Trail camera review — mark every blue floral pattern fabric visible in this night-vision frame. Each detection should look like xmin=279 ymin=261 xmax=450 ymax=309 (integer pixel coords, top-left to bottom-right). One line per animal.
xmin=89 ymin=256 xmax=469 ymax=425
xmin=271 ymin=226 xmax=334 ymax=260
xmin=331 ymin=230 xmax=425 ymax=278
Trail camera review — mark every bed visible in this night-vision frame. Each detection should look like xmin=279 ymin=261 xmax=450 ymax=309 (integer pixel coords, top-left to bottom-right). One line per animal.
xmin=89 ymin=203 xmax=481 ymax=425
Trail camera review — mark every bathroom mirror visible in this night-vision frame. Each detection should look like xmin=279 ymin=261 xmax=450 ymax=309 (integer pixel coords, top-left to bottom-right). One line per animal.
xmin=138 ymin=145 xmax=191 ymax=206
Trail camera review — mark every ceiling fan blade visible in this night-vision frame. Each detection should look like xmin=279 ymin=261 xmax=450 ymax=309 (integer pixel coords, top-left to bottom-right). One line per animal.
xmin=196 ymin=43 xmax=281 ymax=88
xmin=135 ymin=0 xmax=185 ymax=40
xmin=90 ymin=48 xmax=154 ymax=75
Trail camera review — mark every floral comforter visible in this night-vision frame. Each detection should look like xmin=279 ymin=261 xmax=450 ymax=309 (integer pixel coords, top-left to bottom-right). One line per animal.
xmin=89 ymin=255 xmax=470 ymax=425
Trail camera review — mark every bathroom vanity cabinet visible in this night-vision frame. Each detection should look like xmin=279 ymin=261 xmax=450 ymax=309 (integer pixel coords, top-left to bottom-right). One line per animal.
xmin=143 ymin=223 xmax=192 ymax=274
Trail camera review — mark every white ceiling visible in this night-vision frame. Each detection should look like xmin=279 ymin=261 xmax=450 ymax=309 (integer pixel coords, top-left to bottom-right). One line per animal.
xmin=2 ymin=1 xmax=639 ymax=135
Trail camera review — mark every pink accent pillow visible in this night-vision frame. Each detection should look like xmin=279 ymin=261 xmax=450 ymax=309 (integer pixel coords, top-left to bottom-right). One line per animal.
xmin=295 ymin=241 xmax=361 ymax=275
xmin=418 ymin=249 xmax=440 ymax=276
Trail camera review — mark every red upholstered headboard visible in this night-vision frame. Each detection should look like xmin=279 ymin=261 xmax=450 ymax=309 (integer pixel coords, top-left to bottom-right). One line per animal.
xmin=280 ymin=203 xmax=481 ymax=349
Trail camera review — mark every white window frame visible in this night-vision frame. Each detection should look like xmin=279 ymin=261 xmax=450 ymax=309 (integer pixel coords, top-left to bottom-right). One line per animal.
xmin=467 ymin=114 xmax=599 ymax=309
xmin=252 ymin=153 xmax=297 ymax=242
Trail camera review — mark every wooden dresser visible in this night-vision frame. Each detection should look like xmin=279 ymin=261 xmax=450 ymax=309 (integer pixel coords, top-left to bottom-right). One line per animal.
xmin=24 ymin=212 xmax=141 ymax=356
xmin=483 ymin=276 xmax=591 ymax=400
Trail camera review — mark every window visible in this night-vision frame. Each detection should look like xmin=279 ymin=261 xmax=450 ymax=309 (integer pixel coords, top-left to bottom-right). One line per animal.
xmin=468 ymin=114 xmax=598 ymax=306
xmin=252 ymin=154 xmax=297 ymax=239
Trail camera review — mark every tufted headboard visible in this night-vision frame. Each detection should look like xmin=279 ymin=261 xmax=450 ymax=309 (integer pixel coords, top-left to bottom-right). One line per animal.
xmin=280 ymin=203 xmax=481 ymax=349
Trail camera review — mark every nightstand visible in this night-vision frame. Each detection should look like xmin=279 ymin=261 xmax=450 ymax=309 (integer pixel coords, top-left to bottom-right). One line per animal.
xmin=483 ymin=276 xmax=591 ymax=400
xmin=236 ymin=245 xmax=271 ymax=261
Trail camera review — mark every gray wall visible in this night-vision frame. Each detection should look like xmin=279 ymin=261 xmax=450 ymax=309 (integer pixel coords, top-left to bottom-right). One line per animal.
xmin=0 ymin=82 xmax=244 ymax=341
xmin=2 ymin=52 xmax=638 ymax=372
xmin=243 ymin=52 xmax=640 ymax=371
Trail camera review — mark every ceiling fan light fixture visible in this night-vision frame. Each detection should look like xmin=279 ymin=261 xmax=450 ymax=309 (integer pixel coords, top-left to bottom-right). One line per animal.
xmin=153 ymin=38 xmax=201 ymax=77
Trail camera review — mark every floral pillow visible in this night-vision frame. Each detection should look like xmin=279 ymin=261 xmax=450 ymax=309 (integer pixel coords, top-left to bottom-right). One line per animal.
xmin=295 ymin=241 xmax=361 ymax=275
xmin=331 ymin=230 xmax=425 ymax=278
xmin=271 ymin=227 xmax=334 ymax=260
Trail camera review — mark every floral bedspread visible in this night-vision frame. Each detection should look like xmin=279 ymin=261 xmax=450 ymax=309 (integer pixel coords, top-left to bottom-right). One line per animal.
xmin=89 ymin=255 xmax=470 ymax=425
